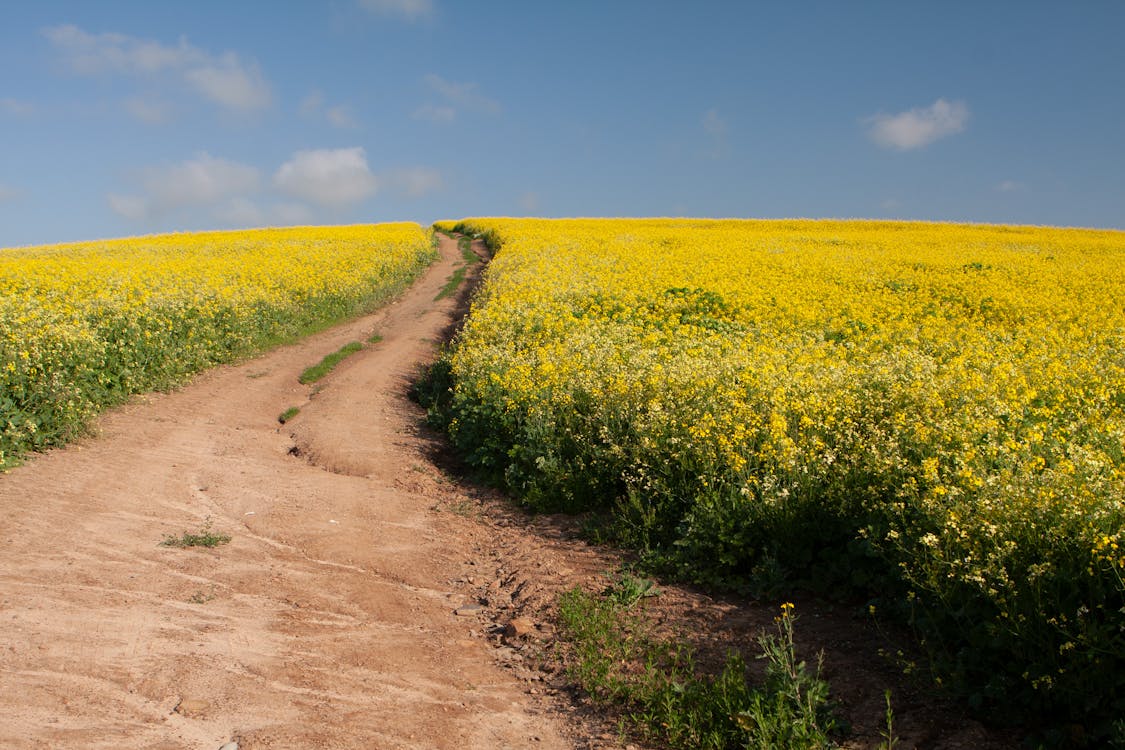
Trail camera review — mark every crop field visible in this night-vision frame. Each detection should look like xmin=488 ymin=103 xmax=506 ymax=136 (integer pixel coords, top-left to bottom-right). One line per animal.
xmin=430 ymin=218 xmax=1125 ymax=738
xmin=0 ymin=223 xmax=435 ymax=466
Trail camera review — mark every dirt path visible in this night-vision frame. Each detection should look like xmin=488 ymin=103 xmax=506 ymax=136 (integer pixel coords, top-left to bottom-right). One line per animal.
xmin=0 ymin=235 xmax=577 ymax=749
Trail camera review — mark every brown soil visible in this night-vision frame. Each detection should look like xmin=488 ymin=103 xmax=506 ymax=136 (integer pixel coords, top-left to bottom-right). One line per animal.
xmin=0 ymin=235 xmax=1020 ymax=749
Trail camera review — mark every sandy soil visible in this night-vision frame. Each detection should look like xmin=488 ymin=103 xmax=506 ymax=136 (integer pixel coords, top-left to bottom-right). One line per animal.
xmin=0 ymin=234 xmax=1020 ymax=750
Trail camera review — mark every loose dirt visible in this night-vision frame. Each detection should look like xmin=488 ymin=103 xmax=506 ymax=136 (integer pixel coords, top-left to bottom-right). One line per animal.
xmin=0 ymin=235 xmax=1020 ymax=749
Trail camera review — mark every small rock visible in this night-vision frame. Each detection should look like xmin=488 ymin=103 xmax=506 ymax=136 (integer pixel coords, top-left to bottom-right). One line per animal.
xmin=219 ymin=743 xmax=239 ymax=750
xmin=454 ymin=604 xmax=484 ymax=617
xmin=503 ymin=617 xmax=537 ymax=640
xmin=174 ymin=698 xmax=210 ymax=717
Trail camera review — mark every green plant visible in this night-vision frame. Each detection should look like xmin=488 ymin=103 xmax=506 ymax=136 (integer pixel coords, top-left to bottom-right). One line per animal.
xmin=434 ymin=266 xmax=468 ymax=301
xmin=366 ymin=331 xmax=383 ymax=344
xmin=160 ymin=517 xmax=231 ymax=548
xmin=188 ymin=588 xmax=216 ymax=604
xmin=558 ymin=586 xmax=841 ymax=749
xmin=299 ymin=341 xmax=363 ymax=384
xmin=737 ymin=603 xmax=838 ymax=749
xmin=603 ymin=570 xmax=660 ymax=608
xmin=457 ymin=235 xmax=479 ymax=263
xmin=278 ymin=406 xmax=300 ymax=424
xmin=878 ymin=690 xmax=899 ymax=750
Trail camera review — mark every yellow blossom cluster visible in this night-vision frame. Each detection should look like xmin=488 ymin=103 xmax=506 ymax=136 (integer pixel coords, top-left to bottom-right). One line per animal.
xmin=1 ymin=223 xmax=434 ymax=464
xmin=437 ymin=217 xmax=1125 ymax=736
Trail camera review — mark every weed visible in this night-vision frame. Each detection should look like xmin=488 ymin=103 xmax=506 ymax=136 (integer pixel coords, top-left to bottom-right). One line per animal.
xmin=558 ymin=585 xmax=841 ymax=749
xmin=160 ymin=517 xmax=231 ymax=549
xmin=299 ymin=341 xmax=363 ymax=384
xmin=434 ymin=266 xmax=467 ymax=301
xmin=366 ymin=331 xmax=384 ymax=344
xmin=738 ymin=603 xmax=838 ymax=748
xmin=188 ymin=588 xmax=216 ymax=604
xmin=278 ymin=406 xmax=300 ymax=424
xmin=878 ymin=690 xmax=899 ymax=750
xmin=603 ymin=570 xmax=660 ymax=608
xmin=457 ymin=235 xmax=479 ymax=263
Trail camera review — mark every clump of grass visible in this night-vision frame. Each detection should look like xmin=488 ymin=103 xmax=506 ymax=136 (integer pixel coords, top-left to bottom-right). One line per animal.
xmin=434 ymin=266 xmax=468 ymax=301
xmin=433 ymin=234 xmax=481 ymax=302
xmin=558 ymin=580 xmax=839 ymax=749
xmin=299 ymin=341 xmax=363 ymax=384
xmin=278 ymin=406 xmax=300 ymax=424
xmin=366 ymin=331 xmax=383 ymax=344
xmin=457 ymin=235 xmax=479 ymax=263
xmin=160 ymin=517 xmax=231 ymax=548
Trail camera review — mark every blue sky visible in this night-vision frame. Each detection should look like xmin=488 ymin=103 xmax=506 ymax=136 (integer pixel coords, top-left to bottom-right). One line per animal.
xmin=1 ymin=1 xmax=1122 ymax=247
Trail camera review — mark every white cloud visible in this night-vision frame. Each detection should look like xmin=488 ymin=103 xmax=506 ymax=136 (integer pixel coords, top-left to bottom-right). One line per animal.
xmin=866 ymin=98 xmax=969 ymax=151
xmin=146 ymin=153 xmax=260 ymax=208
xmin=1 ymin=98 xmax=34 ymax=116
xmin=111 ymin=153 xmax=261 ymax=220
xmin=215 ymin=196 xmax=265 ymax=226
xmin=43 ymin=24 xmax=271 ymax=114
xmin=996 ymin=180 xmax=1026 ymax=193
xmin=387 ymin=167 xmax=444 ymax=198
xmin=412 ymin=103 xmax=456 ymax=123
xmin=272 ymin=203 xmax=314 ymax=226
xmin=273 ymin=147 xmax=378 ymax=208
xmin=184 ymin=57 xmax=271 ymax=112
xmin=325 ymin=105 xmax=358 ymax=129
xmin=423 ymin=73 xmax=500 ymax=116
xmin=358 ymin=0 xmax=434 ymax=21
xmin=299 ymin=90 xmax=359 ymax=128
xmin=107 ymin=192 xmax=147 ymax=220
xmin=124 ymin=97 xmax=172 ymax=124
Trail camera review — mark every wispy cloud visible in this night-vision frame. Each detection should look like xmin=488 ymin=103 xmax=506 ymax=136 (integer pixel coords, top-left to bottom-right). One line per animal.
xmin=865 ymin=98 xmax=969 ymax=151
xmin=44 ymin=24 xmax=272 ymax=116
xmin=325 ymin=106 xmax=357 ymax=129
xmin=273 ymin=147 xmax=378 ymax=207
xmin=386 ymin=167 xmax=445 ymax=198
xmin=411 ymin=103 xmax=456 ymax=123
xmin=124 ymin=97 xmax=172 ymax=124
xmin=358 ymin=0 xmax=434 ymax=22
xmin=183 ymin=57 xmax=271 ymax=112
xmin=111 ymin=149 xmax=441 ymax=228
xmin=995 ymin=180 xmax=1026 ymax=193
xmin=416 ymin=73 xmax=500 ymax=122
xmin=299 ymin=90 xmax=359 ymax=128
xmin=109 ymin=153 xmax=261 ymax=220
xmin=1 ymin=98 xmax=34 ymax=117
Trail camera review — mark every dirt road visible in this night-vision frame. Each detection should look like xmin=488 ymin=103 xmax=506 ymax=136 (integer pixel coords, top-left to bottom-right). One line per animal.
xmin=0 ymin=235 xmax=575 ymax=749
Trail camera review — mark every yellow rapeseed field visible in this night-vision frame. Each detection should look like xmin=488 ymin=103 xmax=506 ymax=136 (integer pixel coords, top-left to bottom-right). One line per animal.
xmin=433 ymin=217 xmax=1125 ymax=736
xmin=1 ymin=223 xmax=434 ymax=464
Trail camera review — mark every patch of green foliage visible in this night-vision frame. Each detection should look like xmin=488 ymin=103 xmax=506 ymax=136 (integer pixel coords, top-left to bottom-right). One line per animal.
xmin=299 ymin=341 xmax=363 ymax=384
xmin=558 ymin=580 xmax=840 ymax=749
xmin=160 ymin=517 xmax=231 ymax=549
